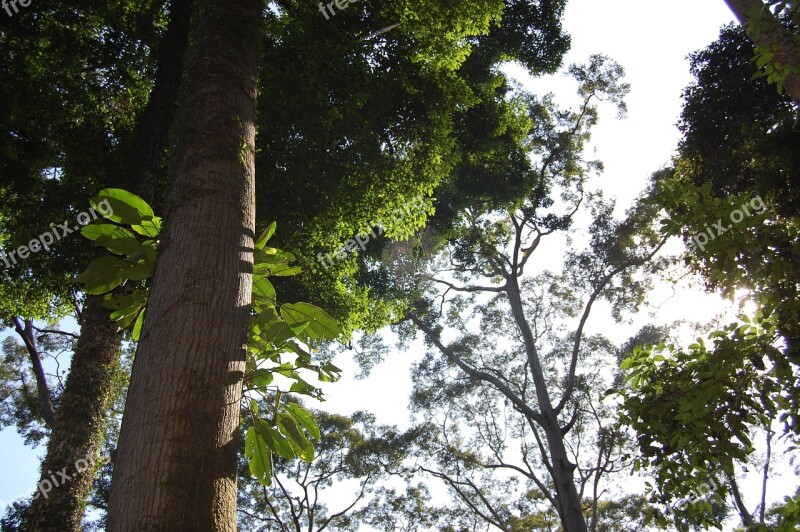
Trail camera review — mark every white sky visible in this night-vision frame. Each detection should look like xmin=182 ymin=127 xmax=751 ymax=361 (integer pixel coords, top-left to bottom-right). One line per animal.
xmin=6 ymin=1 xmax=792 ymax=529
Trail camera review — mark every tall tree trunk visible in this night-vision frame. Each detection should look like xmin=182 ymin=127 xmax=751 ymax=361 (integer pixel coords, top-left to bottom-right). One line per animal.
xmin=506 ymin=278 xmax=588 ymax=532
xmin=21 ymin=3 xmax=192 ymax=529
xmin=22 ymin=297 xmax=121 ymax=532
xmin=724 ymin=0 xmax=800 ymax=106
xmin=106 ymin=0 xmax=260 ymax=528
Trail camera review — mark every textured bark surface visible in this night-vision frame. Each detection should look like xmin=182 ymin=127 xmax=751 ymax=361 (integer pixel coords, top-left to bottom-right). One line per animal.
xmin=106 ymin=0 xmax=260 ymax=528
xmin=22 ymin=297 xmax=121 ymax=532
xmin=117 ymin=0 xmax=191 ymax=211
xmin=21 ymin=4 xmax=192 ymax=529
xmin=725 ymin=0 xmax=800 ymax=106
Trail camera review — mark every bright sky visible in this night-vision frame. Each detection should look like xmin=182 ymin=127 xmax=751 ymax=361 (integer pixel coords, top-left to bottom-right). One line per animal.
xmin=5 ymin=0 xmax=789 ymax=528
xmin=317 ymin=0 xmax=739 ymax=434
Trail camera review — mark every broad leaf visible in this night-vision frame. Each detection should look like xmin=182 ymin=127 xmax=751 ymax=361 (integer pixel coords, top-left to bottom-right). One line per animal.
xmin=245 ymin=427 xmax=273 ymax=486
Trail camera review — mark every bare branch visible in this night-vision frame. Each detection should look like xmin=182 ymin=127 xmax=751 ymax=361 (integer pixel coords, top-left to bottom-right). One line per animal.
xmin=407 ymin=312 xmax=543 ymax=424
xmin=32 ymin=326 xmax=79 ymax=340
xmin=12 ymin=317 xmax=56 ymax=427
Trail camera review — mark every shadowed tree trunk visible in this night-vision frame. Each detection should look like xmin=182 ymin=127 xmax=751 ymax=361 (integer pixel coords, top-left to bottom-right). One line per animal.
xmin=21 ymin=2 xmax=192 ymax=529
xmin=106 ymin=0 xmax=260 ymax=528
xmin=724 ymin=0 xmax=800 ymax=106
xmin=22 ymin=297 xmax=120 ymax=532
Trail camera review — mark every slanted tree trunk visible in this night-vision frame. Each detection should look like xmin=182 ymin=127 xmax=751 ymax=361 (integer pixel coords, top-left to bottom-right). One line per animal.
xmin=724 ymin=0 xmax=800 ymax=106
xmin=12 ymin=317 xmax=56 ymax=428
xmin=21 ymin=2 xmax=191 ymax=529
xmin=106 ymin=0 xmax=260 ymax=528
xmin=22 ymin=297 xmax=120 ymax=531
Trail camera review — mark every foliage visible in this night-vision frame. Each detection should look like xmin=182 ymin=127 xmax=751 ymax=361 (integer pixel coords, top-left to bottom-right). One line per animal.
xmin=617 ymin=311 xmax=791 ymax=528
xmin=255 ymin=0 xmax=571 ymax=335
xmin=0 ymin=0 xmax=164 ymax=325
xmin=741 ymin=0 xmax=800 ymax=95
xmin=613 ymin=21 xmax=800 ymax=530
xmin=392 ymin=56 xmax=666 ymax=531
xmin=75 ymin=188 xmax=342 ymax=487
xmin=237 ymin=409 xmax=438 ymax=531
xmin=677 ymin=23 xmax=800 ymax=217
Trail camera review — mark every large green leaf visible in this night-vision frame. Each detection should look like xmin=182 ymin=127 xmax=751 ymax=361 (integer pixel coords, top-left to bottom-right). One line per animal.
xmin=252 ymin=275 xmax=276 ymax=302
xmin=257 ymin=421 xmax=295 ymax=460
xmin=81 ymin=224 xmax=135 ymax=242
xmin=255 ymin=221 xmax=276 ymax=250
xmin=95 ymin=234 xmax=149 ymax=257
xmin=76 ymin=256 xmax=127 ymax=294
xmin=92 ymin=188 xmax=154 ymax=220
xmin=132 ymin=216 xmax=162 ymax=237
xmin=285 ymin=403 xmax=321 ymax=441
xmin=278 ymin=413 xmax=314 ymax=462
xmin=280 ymin=303 xmax=342 ymax=341
xmin=131 ymin=309 xmax=145 ymax=341
xmin=91 ymin=188 xmax=154 ymax=225
xmin=245 ymin=426 xmax=273 ymax=486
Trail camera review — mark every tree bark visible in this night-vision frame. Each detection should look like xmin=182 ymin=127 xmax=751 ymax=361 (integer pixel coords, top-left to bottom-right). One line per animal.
xmin=21 ymin=3 xmax=192 ymax=529
xmin=22 ymin=297 xmax=121 ymax=531
xmin=106 ymin=0 xmax=260 ymax=528
xmin=724 ymin=0 xmax=800 ymax=106
xmin=117 ymin=0 xmax=192 ymax=212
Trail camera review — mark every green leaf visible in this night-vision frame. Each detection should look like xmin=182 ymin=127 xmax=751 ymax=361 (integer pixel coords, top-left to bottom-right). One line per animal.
xmin=255 ymin=222 xmax=277 ymax=250
xmin=245 ymin=426 xmax=273 ymax=486
xmin=257 ymin=421 xmax=295 ymax=460
xmin=132 ymin=309 xmax=145 ymax=341
xmin=131 ymin=217 xmax=162 ymax=238
xmin=113 ymin=306 xmax=144 ymax=331
xmin=268 ymin=264 xmax=303 ymax=277
xmin=262 ymin=321 xmax=298 ymax=345
xmin=124 ymin=262 xmax=154 ymax=282
xmin=92 ymin=188 xmax=154 ymax=225
xmin=248 ymin=368 xmax=274 ymax=388
xmin=285 ymin=403 xmax=321 ymax=440
xmin=95 ymin=234 xmax=149 ymax=257
xmin=289 ymin=378 xmax=318 ymax=396
xmin=278 ymin=413 xmax=314 ymax=461
xmin=76 ymin=256 xmax=127 ymax=294
xmin=81 ymin=224 xmax=135 ymax=242
xmin=252 ymin=276 xmax=276 ymax=302
xmin=280 ymin=303 xmax=342 ymax=341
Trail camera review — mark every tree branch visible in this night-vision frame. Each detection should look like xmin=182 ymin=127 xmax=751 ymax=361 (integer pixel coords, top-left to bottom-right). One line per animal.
xmin=407 ymin=312 xmax=543 ymax=424
xmin=32 ymin=326 xmax=80 ymax=339
xmin=12 ymin=317 xmax=56 ymax=427
xmin=555 ymin=237 xmax=667 ymax=414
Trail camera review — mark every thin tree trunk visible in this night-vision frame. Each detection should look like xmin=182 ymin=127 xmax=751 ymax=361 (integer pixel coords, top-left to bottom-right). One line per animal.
xmin=724 ymin=0 xmax=800 ymax=106
xmin=12 ymin=318 xmax=56 ymax=427
xmin=505 ymin=277 xmax=588 ymax=532
xmin=21 ymin=3 xmax=192 ymax=529
xmin=117 ymin=0 xmax=192 ymax=212
xmin=106 ymin=0 xmax=260 ymax=528
xmin=22 ymin=297 xmax=121 ymax=531
xmin=727 ymin=471 xmax=756 ymax=528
